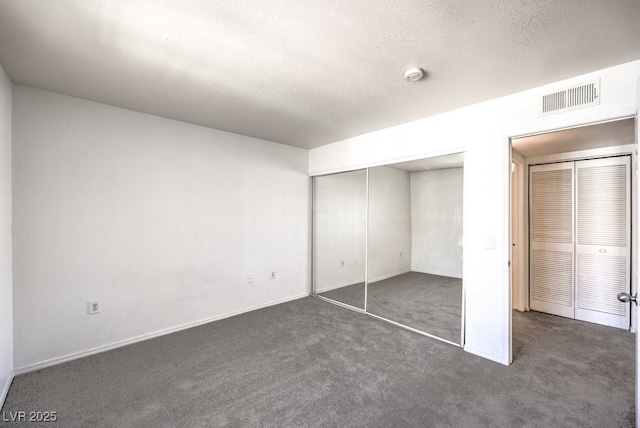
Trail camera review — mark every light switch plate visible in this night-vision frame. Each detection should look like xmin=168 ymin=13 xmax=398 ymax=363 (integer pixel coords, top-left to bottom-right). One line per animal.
xmin=485 ymin=235 xmax=496 ymax=250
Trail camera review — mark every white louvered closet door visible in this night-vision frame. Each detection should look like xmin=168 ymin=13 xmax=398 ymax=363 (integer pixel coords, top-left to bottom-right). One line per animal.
xmin=575 ymin=156 xmax=630 ymax=329
xmin=529 ymin=162 xmax=575 ymax=318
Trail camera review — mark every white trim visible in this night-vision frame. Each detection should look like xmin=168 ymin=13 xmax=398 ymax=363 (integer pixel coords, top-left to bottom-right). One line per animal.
xmin=464 ymin=345 xmax=510 ymax=365
xmin=512 ymin=150 xmax=525 ymax=164
xmin=634 ymin=77 xmax=639 ymax=428
xmin=409 ymin=268 xmax=462 ymax=280
xmin=364 ymin=168 xmax=369 ymax=312
xmin=505 ymin=109 xmax=636 ymax=141
xmin=311 ymin=177 xmax=316 ymax=295
xmin=313 ymin=280 xmax=363 ymax=294
xmin=526 ymin=144 xmax=635 ymax=166
xmin=631 ymin=131 xmax=638 ymax=334
xmin=510 ymin=154 xmax=527 ymax=313
xmin=366 ymin=269 xmax=412 ymax=284
xmin=312 ymin=294 xmax=366 ymax=313
xmin=14 ymin=293 xmax=309 ymax=375
xmin=366 ymin=312 xmax=461 ymax=347
xmin=1 ymin=369 xmax=14 ymax=408
xmin=309 ymin=148 xmax=466 ymax=176
xmin=460 ymin=271 xmax=466 ymax=349
xmin=506 ymin=131 xmax=513 ymax=365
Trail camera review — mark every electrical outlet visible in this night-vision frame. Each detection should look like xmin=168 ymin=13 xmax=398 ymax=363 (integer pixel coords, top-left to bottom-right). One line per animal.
xmin=270 ymin=270 xmax=276 ymax=279
xmin=88 ymin=300 xmax=100 ymax=315
xmin=247 ymin=274 xmax=254 ymax=283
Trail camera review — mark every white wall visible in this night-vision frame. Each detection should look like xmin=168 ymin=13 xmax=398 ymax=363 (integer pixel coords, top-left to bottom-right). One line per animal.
xmin=410 ymin=168 xmax=463 ymax=278
xmin=368 ymin=166 xmax=412 ymax=282
xmin=313 ymin=170 xmax=366 ymax=292
xmin=0 ymin=65 xmax=13 ymax=405
xmin=12 ymin=86 xmax=310 ymax=370
xmin=309 ymin=59 xmax=640 ymax=364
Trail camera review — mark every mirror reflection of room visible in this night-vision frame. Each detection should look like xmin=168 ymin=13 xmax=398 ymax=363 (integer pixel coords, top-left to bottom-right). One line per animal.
xmin=313 ymin=169 xmax=366 ymax=309
xmin=367 ymin=154 xmax=463 ymax=344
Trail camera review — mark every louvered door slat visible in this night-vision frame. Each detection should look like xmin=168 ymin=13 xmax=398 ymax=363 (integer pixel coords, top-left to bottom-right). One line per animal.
xmin=529 ymin=163 xmax=574 ymax=318
xmin=530 ymin=168 xmax=573 ymax=243
xmin=530 ymin=250 xmax=573 ymax=306
xmin=575 ymin=156 xmax=630 ymax=329
xmin=577 ymin=253 xmax=627 ymax=315
xmin=577 ymin=164 xmax=628 ymax=247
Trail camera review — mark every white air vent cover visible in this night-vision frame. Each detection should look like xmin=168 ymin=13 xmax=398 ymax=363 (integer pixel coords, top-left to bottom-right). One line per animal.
xmin=540 ymin=79 xmax=600 ymax=116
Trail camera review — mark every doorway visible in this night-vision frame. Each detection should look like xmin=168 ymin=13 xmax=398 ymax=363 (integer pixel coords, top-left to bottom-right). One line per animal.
xmin=511 ymin=118 xmax=637 ymax=331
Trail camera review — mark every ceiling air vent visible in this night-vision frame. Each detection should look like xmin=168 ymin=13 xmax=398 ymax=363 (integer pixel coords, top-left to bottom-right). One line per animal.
xmin=540 ymin=79 xmax=600 ymax=116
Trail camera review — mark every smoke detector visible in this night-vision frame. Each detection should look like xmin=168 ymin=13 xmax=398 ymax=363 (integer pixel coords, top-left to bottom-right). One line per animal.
xmin=403 ymin=67 xmax=425 ymax=82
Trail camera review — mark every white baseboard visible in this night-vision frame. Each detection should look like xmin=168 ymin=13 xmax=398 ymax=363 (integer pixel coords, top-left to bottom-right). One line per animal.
xmin=367 ymin=269 xmax=411 ymax=284
xmin=15 ymin=293 xmax=309 ymax=375
xmin=314 ymin=280 xmax=363 ymax=294
xmin=315 ymin=269 xmax=413 ymax=292
xmin=1 ymin=369 xmax=15 ymax=408
xmin=411 ymin=268 xmax=463 ymax=279
xmin=316 ymin=268 xmax=454 ymax=291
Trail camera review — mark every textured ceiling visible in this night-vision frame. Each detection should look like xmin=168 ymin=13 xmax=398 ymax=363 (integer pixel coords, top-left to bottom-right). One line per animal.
xmin=0 ymin=0 xmax=639 ymax=149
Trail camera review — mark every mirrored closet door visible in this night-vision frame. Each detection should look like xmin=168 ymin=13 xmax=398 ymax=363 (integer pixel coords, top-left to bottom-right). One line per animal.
xmin=312 ymin=153 xmax=464 ymax=345
xmin=313 ymin=169 xmax=367 ymax=310
xmin=367 ymin=155 xmax=464 ymax=344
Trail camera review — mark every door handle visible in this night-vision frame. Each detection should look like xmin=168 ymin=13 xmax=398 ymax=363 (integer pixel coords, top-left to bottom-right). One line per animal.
xmin=617 ymin=292 xmax=637 ymax=304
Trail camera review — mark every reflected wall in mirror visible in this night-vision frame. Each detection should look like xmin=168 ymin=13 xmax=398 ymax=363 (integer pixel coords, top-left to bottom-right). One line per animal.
xmin=313 ymin=169 xmax=366 ymax=309
xmin=367 ymin=153 xmax=464 ymax=344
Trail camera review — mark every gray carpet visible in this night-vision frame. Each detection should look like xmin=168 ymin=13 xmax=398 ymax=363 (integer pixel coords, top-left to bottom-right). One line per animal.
xmin=319 ymin=272 xmax=462 ymax=343
xmin=1 ymin=297 xmax=635 ymax=427
xmin=318 ymin=282 xmax=365 ymax=309
xmin=367 ymin=272 xmax=461 ymax=343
